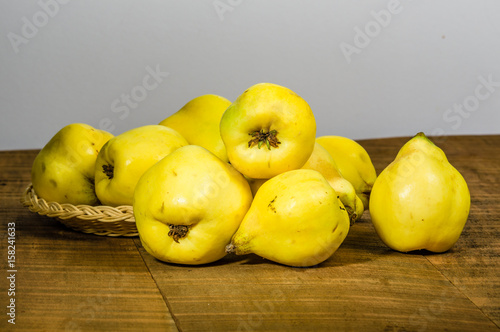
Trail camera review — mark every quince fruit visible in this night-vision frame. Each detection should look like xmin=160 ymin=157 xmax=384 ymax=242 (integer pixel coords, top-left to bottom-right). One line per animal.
xmin=220 ymin=83 xmax=316 ymax=179
xmin=316 ymin=136 xmax=377 ymax=209
xmin=246 ymin=143 xmax=364 ymax=223
xmin=94 ymin=125 xmax=188 ymax=206
xmin=133 ymin=145 xmax=253 ymax=265
xmin=369 ymin=133 xmax=470 ymax=253
xmin=159 ymin=94 xmax=232 ymax=162
xmin=31 ymin=123 xmax=113 ymax=205
xmin=302 ymin=142 xmax=364 ymax=223
xmin=227 ymin=169 xmax=350 ymax=267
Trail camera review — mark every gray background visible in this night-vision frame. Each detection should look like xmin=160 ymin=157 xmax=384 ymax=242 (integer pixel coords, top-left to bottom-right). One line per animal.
xmin=1 ymin=0 xmax=499 ymax=150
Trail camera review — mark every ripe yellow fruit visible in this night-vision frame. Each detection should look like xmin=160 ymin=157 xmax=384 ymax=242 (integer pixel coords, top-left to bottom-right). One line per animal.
xmin=302 ymin=142 xmax=364 ymax=223
xmin=95 ymin=125 xmax=188 ymax=206
xmin=31 ymin=123 xmax=113 ymax=205
xmin=316 ymin=136 xmax=377 ymax=209
xmin=159 ymin=94 xmax=232 ymax=162
xmin=227 ymin=169 xmax=350 ymax=267
xmin=369 ymin=133 xmax=470 ymax=253
xmin=134 ymin=145 xmax=253 ymax=265
xmin=248 ymin=143 xmax=365 ymax=223
xmin=220 ymin=83 xmax=316 ymax=179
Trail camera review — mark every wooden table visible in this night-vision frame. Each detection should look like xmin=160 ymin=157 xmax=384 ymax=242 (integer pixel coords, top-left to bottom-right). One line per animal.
xmin=1 ymin=135 xmax=499 ymax=331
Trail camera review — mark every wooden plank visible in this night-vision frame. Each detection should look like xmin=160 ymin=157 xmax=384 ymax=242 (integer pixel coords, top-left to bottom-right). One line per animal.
xmin=1 ymin=134 xmax=499 ymax=331
xmin=135 ymin=135 xmax=500 ymax=331
xmin=136 ymin=221 xmax=498 ymax=331
xmin=0 ymin=150 xmax=177 ymax=331
xmin=422 ymin=136 xmax=500 ymax=326
xmin=361 ymin=135 xmax=500 ymax=328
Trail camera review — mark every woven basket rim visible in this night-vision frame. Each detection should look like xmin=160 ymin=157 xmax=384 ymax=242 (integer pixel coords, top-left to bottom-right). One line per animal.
xmin=21 ymin=183 xmax=138 ymax=237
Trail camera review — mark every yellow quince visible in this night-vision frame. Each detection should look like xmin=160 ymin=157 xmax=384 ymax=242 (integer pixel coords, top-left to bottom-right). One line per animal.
xmin=220 ymin=83 xmax=316 ymax=179
xmin=159 ymin=94 xmax=232 ymax=162
xmin=133 ymin=145 xmax=253 ymax=265
xmin=94 ymin=125 xmax=188 ymax=206
xmin=31 ymin=123 xmax=113 ymax=205
xmin=302 ymin=142 xmax=364 ymax=223
xmin=316 ymin=135 xmax=377 ymax=209
xmin=369 ymin=133 xmax=470 ymax=253
xmin=227 ymin=169 xmax=350 ymax=267
xmin=246 ymin=143 xmax=364 ymax=223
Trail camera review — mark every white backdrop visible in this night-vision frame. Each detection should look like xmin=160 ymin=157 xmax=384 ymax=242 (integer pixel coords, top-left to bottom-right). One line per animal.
xmin=1 ymin=0 xmax=499 ymax=150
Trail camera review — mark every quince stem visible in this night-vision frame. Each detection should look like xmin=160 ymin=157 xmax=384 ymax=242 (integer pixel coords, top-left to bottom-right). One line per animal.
xmin=248 ymin=129 xmax=281 ymax=150
xmin=102 ymin=164 xmax=114 ymax=179
xmin=225 ymin=243 xmax=236 ymax=254
xmin=168 ymin=224 xmax=189 ymax=243
xmin=415 ymin=132 xmax=436 ymax=146
xmin=345 ymin=207 xmax=357 ymax=226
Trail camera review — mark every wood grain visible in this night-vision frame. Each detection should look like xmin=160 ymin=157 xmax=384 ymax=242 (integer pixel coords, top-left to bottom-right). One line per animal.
xmin=136 ymin=135 xmax=499 ymax=331
xmin=0 ymin=135 xmax=499 ymax=331
xmin=361 ymin=135 xmax=500 ymax=327
xmin=0 ymin=151 xmax=176 ymax=331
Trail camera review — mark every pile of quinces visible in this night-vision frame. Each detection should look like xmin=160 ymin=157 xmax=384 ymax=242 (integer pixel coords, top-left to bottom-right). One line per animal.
xmin=31 ymin=83 xmax=471 ymax=267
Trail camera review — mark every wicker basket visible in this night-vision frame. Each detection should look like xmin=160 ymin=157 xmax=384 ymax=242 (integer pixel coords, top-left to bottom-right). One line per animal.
xmin=21 ymin=184 xmax=138 ymax=237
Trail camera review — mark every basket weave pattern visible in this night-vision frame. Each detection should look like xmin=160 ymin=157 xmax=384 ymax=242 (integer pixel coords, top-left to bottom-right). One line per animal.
xmin=21 ymin=184 xmax=138 ymax=237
